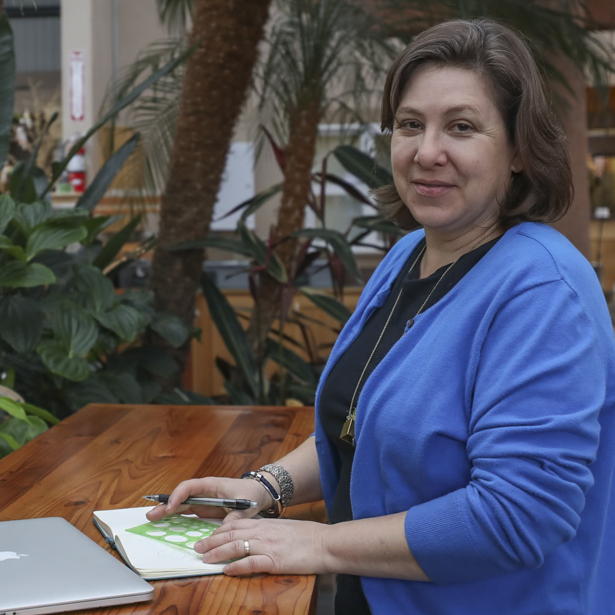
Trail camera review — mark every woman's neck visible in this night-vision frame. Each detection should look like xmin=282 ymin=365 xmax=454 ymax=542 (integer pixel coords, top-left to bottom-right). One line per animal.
xmin=420 ymin=224 xmax=502 ymax=278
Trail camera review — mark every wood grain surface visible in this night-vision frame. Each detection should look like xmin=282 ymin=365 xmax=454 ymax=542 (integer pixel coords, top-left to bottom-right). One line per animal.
xmin=0 ymin=404 xmax=322 ymax=615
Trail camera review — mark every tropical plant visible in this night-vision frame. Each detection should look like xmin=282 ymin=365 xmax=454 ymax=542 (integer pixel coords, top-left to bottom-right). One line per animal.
xmin=0 ymin=10 xmax=206 ymax=419
xmin=0 ymin=370 xmax=59 ymax=460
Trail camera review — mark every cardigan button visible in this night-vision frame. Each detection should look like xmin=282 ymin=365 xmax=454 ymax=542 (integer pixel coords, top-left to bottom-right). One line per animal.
xmin=406 ymin=319 xmax=414 ymax=329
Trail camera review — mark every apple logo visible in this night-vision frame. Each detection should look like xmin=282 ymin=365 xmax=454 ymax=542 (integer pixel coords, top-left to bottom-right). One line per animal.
xmin=0 ymin=551 xmax=28 ymax=561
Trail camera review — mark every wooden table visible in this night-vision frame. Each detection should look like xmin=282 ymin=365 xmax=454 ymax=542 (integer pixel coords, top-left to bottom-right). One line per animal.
xmin=0 ymin=404 xmax=324 ymax=614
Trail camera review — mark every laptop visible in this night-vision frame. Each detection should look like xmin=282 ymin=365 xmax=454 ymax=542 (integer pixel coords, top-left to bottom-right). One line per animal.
xmin=0 ymin=517 xmax=153 ymax=614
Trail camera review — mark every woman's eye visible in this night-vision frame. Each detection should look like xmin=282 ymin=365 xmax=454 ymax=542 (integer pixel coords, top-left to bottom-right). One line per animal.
xmin=453 ymin=123 xmax=472 ymax=132
xmin=398 ymin=120 xmax=421 ymax=130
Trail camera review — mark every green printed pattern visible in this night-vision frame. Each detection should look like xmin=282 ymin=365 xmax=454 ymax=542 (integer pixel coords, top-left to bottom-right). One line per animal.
xmin=126 ymin=514 xmax=219 ymax=551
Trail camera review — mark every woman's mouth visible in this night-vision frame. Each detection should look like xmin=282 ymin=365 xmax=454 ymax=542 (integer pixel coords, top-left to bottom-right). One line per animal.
xmin=412 ymin=180 xmax=455 ymax=198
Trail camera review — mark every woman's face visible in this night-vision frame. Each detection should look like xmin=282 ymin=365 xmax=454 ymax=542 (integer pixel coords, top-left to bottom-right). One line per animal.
xmin=391 ymin=64 xmax=521 ymax=240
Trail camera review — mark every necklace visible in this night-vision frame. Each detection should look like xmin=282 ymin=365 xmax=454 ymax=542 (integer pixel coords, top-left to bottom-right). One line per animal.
xmin=340 ymin=227 xmax=499 ymax=445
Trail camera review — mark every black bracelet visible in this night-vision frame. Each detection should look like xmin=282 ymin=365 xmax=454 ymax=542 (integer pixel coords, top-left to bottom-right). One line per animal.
xmin=241 ymin=471 xmax=283 ymax=518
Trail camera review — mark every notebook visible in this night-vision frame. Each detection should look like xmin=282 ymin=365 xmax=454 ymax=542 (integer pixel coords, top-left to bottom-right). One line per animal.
xmin=93 ymin=506 xmax=227 ymax=580
xmin=0 ymin=517 xmax=153 ymax=614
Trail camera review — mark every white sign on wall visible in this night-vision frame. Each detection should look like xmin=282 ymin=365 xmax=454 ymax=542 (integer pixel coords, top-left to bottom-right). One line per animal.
xmin=69 ymin=51 xmax=85 ymax=121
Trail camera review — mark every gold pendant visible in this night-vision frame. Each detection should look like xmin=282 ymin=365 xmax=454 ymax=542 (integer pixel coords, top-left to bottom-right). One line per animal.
xmin=340 ymin=416 xmax=355 ymax=444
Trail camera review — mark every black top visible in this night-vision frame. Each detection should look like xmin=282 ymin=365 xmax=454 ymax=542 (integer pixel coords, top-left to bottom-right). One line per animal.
xmin=318 ymin=236 xmax=500 ymax=615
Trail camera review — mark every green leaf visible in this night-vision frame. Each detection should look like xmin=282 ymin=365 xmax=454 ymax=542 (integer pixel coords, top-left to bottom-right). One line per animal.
xmin=1 ymin=368 xmax=15 ymax=389
xmin=115 ymin=345 xmax=178 ymax=379
xmin=166 ymin=235 xmax=253 ymax=257
xmin=265 ymin=338 xmax=316 ymax=385
xmin=12 ymin=201 xmax=52 ymax=236
xmin=80 ymin=215 xmax=117 ymax=245
xmin=332 ymin=145 xmax=393 ymax=189
xmin=0 ymin=415 xmax=47 ymax=446
xmin=98 ymin=372 xmax=143 ymax=404
xmin=0 ymin=261 xmax=56 ymax=288
xmin=92 ymin=215 xmax=141 ymax=271
xmin=40 ymin=43 xmax=196 ymax=199
xmin=200 ymin=271 xmax=259 ymax=399
xmin=0 ymin=194 xmax=16 ymax=234
xmin=52 ymin=302 xmax=98 ymax=357
xmin=22 ymin=403 xmax=59 ymax=425
xmin=299 ymin=287 xmax=352 ymax=324
xmin=9 ymin=164 xmax=48 ymax=204
xmin=0 ymin=431 xmax=20 ymax=451
xmin=0 ymin=295 xmax=45 ymax=353
xmin=0 ymin=13 xmax=15 ymax=168
xmin=352 ymin=215 xmax=405 ymax=236
xmin=237 ymin=220 xmax=288 ymax=283
xmin=76 ymin=134 xmax=140 ymax=212
xmin=65 ymin=380 xmax=119 ymax=409
xmin=94 ymin=304 xmax=142 ymax=341
xmin=74 ymin=264 xmax=117 ymax=312
xmin=0 ymin=236 xmax=27 ymax=261
xmin=36 ymin=339 xmax=90 ymax=381
xmin=292 ymin=228 xmax=362 ymax=283
xmin=151 ymin=311 xmax=189 ymax=348
xmin=223 ymin=381 xmax=255 ymax=406
xmin=26 ymin=225 xmax=88 ymax=260
xmin=0 ymin=396 xmax=28 ymax=421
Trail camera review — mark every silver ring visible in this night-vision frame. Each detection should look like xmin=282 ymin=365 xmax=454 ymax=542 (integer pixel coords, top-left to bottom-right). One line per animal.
xmin=243 ymin=540 xmax=250 ymax=557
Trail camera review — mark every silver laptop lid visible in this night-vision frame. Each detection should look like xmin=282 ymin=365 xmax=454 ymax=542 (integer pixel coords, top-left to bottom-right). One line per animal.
xmin=0 ymin=517 xmax=153 ymax=615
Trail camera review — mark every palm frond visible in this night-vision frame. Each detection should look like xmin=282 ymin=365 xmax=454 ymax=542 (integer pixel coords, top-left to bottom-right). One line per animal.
xmin=156 ymin=0 xmax=194 ymax=33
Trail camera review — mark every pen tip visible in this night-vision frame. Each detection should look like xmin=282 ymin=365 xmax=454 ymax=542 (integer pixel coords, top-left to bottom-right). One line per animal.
xmin=250 ymin=502 xmax=259 ymax=507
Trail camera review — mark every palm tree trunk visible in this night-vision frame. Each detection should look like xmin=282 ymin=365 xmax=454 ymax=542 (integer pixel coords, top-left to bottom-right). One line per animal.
xmin=148 ymin=0 xmax=272 ymax=376
xmin=248 ymin=96 xmax=321 ymax=360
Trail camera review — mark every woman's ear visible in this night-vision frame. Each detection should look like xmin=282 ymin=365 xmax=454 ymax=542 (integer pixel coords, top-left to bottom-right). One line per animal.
xmin=511 ymin=150 xmax=523 ymax=174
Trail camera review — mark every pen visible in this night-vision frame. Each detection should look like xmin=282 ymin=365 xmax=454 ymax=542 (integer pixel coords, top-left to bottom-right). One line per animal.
xmin=143 ymin=494 xmax=258 ymax=510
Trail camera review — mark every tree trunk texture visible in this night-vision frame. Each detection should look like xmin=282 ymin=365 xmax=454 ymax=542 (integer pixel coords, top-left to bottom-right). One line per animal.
xmin=148 ymin=0 xmax=272 ymax=377
xmin=247 ymin=97 xmax=322 ymax=360
xmin=549 ymin=53 xmax=591 ymax=259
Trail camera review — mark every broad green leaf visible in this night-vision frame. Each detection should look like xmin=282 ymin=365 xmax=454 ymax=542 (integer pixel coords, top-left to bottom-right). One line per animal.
xmin=115 ymin=345 xmax=178 ymax=379
xmin=332 ymin=145 xmax=393 ymax=189
xmin=22 ymin=403 xmax=60 ymax=425
xmin=32 ymin=250 xmax=74 ymax=279
xmin=9 ymin=164 xmax=48 ymax=204
xmin=92 ymin=215 xmax=141 ymax=271
xmin=65 ymin=380 xmax=119 ymax=409
xmin=40 ymin=43 xmax=196 ymax=198
xmin=0 ymin=431 xmax=20 ymax=451
xmin=26 ymin=225 xmax=88 ymax=260
xmin=74 ymin=264 xmax=117 ymax=312
xmin=37 ymin=339 xmax=90 ymax=381
xmin=98 ymin=372 xmax=143 ymax=404
xmin=0 ymin=194 xmax=16 ymax=234
xmin=52 ymin=302 xmax=98 ymax=357
xmin=12 ymin=201 xmax=52 ymax=236
xmin=0 ymin=236 xmax=27 ymax=261
xmin=95 ymin=304 xmax=142 ymax=341
xmin=0 ymin=295 xmax=45 ymax=353
xmin=81 ymin=215 xmax=118 ymax=245
xmin=223 ymin=381 xmax=255 ymax=406
xmin=0 ymin=13 xmax=15 ymax=168
xmin=299 ymin=287 xmax=352 ymax=324
xmin=167 ymin=236 xmax=253 ymax=257
xmin=200 ymin=271 xmax=259 ymax=398
xmin=292 ymin=228 xmax=362 ymax=283
xmin=265 ymin=338 xmax=316 ymax=385
xmin=76 ymin=134 xmax=140 ymax=212
xmin=0 ymin=415 xmax=47 ymax=446
xmin=0 ymin=261 xmax=56 ymax=288
xmin=151 ymin=311 xmax=189 ymax=348
xmin=0 ymin=396 xmax=28 ymax=421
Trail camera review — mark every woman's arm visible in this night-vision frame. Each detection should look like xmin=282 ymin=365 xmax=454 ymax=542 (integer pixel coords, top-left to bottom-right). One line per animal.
xmin=146 ymin=436 xmax=322 ymax=522
xmin=196 ymin=512 xmax=430 ymax=580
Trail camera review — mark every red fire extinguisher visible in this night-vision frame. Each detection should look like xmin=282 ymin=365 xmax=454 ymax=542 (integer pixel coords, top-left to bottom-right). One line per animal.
xmin=67 ymin=148 xmax=86 ymax=193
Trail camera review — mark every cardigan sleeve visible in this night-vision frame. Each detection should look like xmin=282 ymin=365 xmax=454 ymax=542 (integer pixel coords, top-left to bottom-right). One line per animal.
xmin=404 ymin=278 xmax=606 ymax=584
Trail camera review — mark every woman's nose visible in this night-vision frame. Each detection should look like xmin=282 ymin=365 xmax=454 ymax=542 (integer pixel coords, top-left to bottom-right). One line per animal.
xmin=414 ymin=130 xmax=446 ymax=167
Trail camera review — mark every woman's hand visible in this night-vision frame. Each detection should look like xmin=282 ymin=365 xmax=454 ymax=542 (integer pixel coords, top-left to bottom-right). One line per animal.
xmin=196 ymin=517 xmax=331 ymax=576
xmin=145 ymin=476 xmax=273 ymax=522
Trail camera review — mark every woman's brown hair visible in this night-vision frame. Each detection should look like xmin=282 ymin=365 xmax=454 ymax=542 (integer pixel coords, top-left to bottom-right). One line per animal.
xmin=375 ymin=18 xmax=573 ymax=230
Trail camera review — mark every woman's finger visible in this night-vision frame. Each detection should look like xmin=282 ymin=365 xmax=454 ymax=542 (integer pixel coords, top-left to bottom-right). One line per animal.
xmin=224 ymin=554 xmax=274 ymax=576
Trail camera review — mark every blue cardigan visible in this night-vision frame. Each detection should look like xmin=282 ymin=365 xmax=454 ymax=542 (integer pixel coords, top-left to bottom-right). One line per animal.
xmin=314 ymin=222 xmax=615 ymax=614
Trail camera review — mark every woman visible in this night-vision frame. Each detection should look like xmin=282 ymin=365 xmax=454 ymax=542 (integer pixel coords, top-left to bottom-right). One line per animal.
xmin=148 ymin=19 xmax=615 ymax=614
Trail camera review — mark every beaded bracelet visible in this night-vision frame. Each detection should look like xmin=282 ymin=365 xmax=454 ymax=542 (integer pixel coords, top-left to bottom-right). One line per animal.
xmin=241 ymin=471 xmax=283 ymax=518
xmin=258 ymin=464 xmax=294 ymax=508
